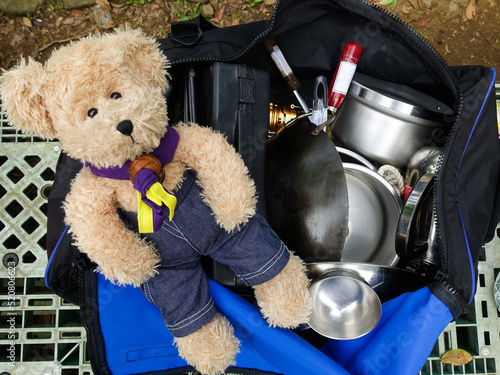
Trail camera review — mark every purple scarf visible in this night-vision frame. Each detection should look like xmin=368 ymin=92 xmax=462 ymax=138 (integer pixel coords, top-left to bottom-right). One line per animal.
xmin=86 ymin=125 xmax=179 ymax=232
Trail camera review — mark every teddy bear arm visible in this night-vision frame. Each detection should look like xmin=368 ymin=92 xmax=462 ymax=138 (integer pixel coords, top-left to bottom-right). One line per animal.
xmin=174 ymin=313 xmax=240 ymax=375
xmin=64 ymin=171 xmax=160 ymax=286
xmin=253 ymin=253 xmax=312 ymax=329
xmin=173 ymin=123 xmax=257 ymax=232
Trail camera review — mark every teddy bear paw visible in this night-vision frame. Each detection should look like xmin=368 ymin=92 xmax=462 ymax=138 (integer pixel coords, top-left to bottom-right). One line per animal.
xmin=174 ymin=313 xmax=240 ymax=375
xmin=253 ymin=253 xmax=312 ymax=329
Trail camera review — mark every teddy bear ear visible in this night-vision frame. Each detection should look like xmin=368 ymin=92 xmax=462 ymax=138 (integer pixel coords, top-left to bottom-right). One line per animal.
xmin=0 ymin=58 xmax=56 ymax=140
xmin=114 ymin=29 xmax=170 ymax=93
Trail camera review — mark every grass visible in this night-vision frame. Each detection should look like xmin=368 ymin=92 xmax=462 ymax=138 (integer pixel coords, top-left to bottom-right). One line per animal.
xmin=170 ymin=0 xmax=201 ymax=22
xmin=246 ymin=0 xmax=263 ymax=6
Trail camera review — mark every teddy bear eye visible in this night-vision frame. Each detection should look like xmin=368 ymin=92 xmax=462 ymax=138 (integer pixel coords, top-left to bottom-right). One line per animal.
xmin=110 ymin=92 xmax=122 ymax=100
xmin=88 ymin=108 xmax=98 ymax=118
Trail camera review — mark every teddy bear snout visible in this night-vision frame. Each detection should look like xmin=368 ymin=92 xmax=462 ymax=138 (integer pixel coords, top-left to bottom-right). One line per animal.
xmin=117 ymin=120 xmax=134 ymax=136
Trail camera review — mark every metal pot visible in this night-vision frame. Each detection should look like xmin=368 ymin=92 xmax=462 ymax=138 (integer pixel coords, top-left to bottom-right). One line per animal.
xmin=336 ymin=146 xmax=377 ymax=171
xmin=331 ymin=73 xmax=453 ymax=166
xmin=405 ymin=146 xmax=441 ymax=187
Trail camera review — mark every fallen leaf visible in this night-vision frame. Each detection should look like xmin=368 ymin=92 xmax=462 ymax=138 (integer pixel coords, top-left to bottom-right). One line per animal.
xmin=402 ymin=4 xmax=410 ymax=13
xmin=110 ymin=2 xmax=124 ymax=8
xmin=440 ymin=349 xmax=473 ymax=366
xmin=213 ymin=5 xmax=225 ymax=24
xmin=417 ymin=15 xmax=431 ymax=27
xmin=465 ymin=0 xmax=476 ymax=20
xmin=22 ymin=17 xmax=32 ymax=27
xmin=232 ymin=18 xmax=241 ymax=26
xmin=10 ymin=33 xmax=23 ymax=46
xmin=71 ymin=10 xmax=86 ymax=18
xmin=96 ymin=0 xmax=111 ymax=10
xmin=62 ymin=17 xmax=75 ymax=25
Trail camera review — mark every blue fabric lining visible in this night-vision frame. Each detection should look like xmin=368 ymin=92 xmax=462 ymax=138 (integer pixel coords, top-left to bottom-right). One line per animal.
xmin=95 ymin=275 xmax=452 ymax=374
xmin=126 ymin=346 xmax=178 ymax=362
xmin=321 ymin=287 xmax=453 ymax=375
xmin=97 ymin=273 xmax=283 ymax=374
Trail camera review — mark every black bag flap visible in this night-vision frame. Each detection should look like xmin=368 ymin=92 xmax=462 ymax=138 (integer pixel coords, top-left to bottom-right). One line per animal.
xmin=46 ymin=153 xmax=83 ymax=305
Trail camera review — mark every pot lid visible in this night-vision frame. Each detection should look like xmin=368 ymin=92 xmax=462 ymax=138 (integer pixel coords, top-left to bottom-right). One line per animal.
xmin=396 ymin=172 xmax=436 ymax=260
xmin=350 ymin=73 xmax=454 ymax=122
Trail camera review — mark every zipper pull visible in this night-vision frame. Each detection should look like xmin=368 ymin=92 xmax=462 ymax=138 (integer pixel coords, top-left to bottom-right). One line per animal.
xmin=72 ymin=252 xmax=88 ymax=271
xmin=435 ymin=269 xmax=449 ymax=282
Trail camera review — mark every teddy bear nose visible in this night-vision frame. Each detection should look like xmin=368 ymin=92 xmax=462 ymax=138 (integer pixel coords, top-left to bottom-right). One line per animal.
xmin=117 ymin=120 xmax=134 ymax=136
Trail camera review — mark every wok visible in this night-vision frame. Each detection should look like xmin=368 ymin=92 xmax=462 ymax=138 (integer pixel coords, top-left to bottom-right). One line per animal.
xmin=265 ymin=116 xmax=349 ymax=262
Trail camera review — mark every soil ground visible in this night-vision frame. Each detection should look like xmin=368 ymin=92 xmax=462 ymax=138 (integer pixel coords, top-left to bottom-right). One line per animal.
xmin=0 ymin=0 xmax=499 ymax=74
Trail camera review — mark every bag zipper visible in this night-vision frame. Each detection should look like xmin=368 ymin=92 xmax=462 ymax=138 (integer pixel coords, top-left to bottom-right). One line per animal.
xmin=168 ymin=0 xmax=468 ymax=311
xmin=353 ymin=1 xmax=468 ymax=311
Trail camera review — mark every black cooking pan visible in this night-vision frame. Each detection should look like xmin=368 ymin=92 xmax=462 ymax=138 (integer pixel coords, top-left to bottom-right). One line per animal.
xmin=265 ymin=116 xmax=349 ymax=262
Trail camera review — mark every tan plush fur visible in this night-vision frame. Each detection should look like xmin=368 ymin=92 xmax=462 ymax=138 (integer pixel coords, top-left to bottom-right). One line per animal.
xmin=174 ymin=313 xmax=240 ymax=375
xmin=0 ymin=29 xmax=311 ymax=375
xmin=254 ymin=253 xmax=312 ymax=328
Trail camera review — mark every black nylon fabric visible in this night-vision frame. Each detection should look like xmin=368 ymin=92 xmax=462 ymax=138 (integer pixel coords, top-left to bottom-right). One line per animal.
xmin=434 ymin=66 xmax=499 ymax=316
xmin=46 ymin=153 xmax=83 ymax=305
xmin=161 ymin=0 xmax=459 ymax=110
xmin=157 ymin=17 xmax=269 ymax=64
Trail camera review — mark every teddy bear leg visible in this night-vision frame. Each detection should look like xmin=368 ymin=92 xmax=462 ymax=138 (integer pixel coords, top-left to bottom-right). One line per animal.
xmin=253 ymin=253 xmax=312 ymax=329
xmin=174 ymin=313 xmax=240 ymax=375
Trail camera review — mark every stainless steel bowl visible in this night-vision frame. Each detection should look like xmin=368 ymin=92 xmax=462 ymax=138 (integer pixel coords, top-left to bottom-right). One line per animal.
xmin=307 ymin=262 xmax=431 ymax=303
xmin=303 ymin=262 xmax=431 ymax=340
xmin=331 ymin=73 xmax=453 ymax=166
xmin=341 ymin=163 xmax=402 ymax=266
xmin=308 ymin=269 xmax=381 ymax=340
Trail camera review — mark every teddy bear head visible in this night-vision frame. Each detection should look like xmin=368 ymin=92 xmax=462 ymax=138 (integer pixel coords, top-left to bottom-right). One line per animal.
xmin=0 ymin=29 xmax=170 ymax=168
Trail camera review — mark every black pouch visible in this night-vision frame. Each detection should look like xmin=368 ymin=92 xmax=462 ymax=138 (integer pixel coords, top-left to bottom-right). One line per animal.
xmin=198 ymin=62 xmax=270 ymax=217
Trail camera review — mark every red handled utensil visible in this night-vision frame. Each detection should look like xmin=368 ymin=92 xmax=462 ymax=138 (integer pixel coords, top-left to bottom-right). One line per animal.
xmin=311 ymin=42 xmax=362 ymax=136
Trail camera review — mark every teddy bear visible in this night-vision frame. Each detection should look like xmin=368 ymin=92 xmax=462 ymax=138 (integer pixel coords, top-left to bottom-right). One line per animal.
xmin=0 ymin=29 xmax=312 ymax=375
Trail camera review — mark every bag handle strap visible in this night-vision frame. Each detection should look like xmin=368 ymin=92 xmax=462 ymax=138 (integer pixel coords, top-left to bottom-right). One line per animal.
xmin=169 ymin=15 xmax=217 ymax=46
